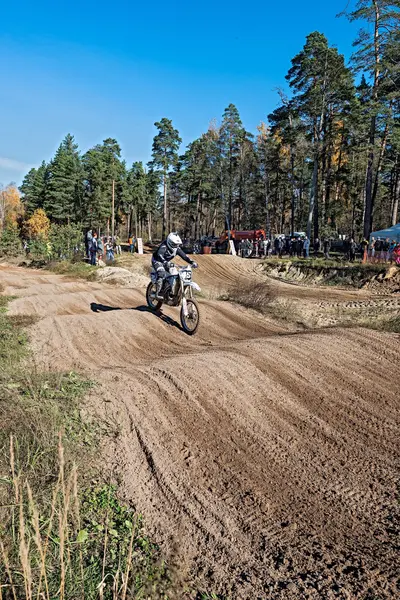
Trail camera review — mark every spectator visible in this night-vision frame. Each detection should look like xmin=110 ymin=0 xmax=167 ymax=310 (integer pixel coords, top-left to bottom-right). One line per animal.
xmin=274 ymin=236 xmax=283 ymax=257
xmin=262 ymin=238 xmax=268 ymax=257
xmin=248 ymin=239 xmax=254 ymax=257
xmin=389 ymin=239 xmax=397 ymax=263
xmin=382 ymin=238 xmax=390 ymax=262
xmin=90 ymin=232 xmax=98 ymax=266
xmin=314 ymin=237 xmax=320 ymax=257
xmin=97 ymin=236 xmax=104 ymax=262
xmin=361 ymin=238 xmax=369 ymax=260
xmin=323 ymin=238 xmax=331 ymax=259
xmin=106 ymin=237 xmax=114 ymax=261
xmin=85 ymin=229 xmax=93 ymax=259
xmin=369 ymin=237 xmax=376 ymax=262
xmin=303 ymin=236 xmax=310 ymax=258
xmin=284 ymin=237 xmax=290 ymax=256
xmin=393 ymin=242 xmax=400 ymax=266
xmin=349 ymin=238 xmax=357 ymax=262
xmin=129 ymin=235 xmax=137 ymax=254
xmin=296 ymin=237 xmax=304 ymax=258
xmin=374 ymin=238 xmax=383 ymax=262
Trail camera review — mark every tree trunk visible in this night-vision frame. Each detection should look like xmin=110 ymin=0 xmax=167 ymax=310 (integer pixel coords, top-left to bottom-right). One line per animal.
xmin=195 ymin=191 xmax=201 ymax=240
xmin=363 ymin=0 xmax=381 ymax=239
xmin=307 ymin=157 xmax=318 ymax=241
xmin=148 ymin=212 xmax=152 ymax=242
xmin=392 ymin=172 xmax=400 ymax=226
xmin=111 ymin=179 xmax=115 ymax=238
xmin=290 ymin=150 xmax=295 ymax=236
xmin=162 ymin=171 xmax=167 ymax=239
xmin=372 ymin=115 xmax=390 ymax=206
xmin=364 ymin=118 xmax=376 ymax=239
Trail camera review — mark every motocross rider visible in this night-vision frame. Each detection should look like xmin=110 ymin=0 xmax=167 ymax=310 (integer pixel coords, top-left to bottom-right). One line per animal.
xmin=152 ymin=232 xmax=198 ymax=299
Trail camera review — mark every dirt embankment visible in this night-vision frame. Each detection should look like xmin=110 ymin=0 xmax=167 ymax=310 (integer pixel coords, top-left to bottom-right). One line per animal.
xmin=0 ymin=259 xmax=399 ymax=599
xmin=264 ymin=260 xmax=400 ymax=293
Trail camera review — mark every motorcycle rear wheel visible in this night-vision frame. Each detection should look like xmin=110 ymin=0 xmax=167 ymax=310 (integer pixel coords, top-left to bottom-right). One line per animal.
xmin=146 ymin=282 xmax=163 ymax=311
xmin=180 ymin=298 xmax=200 ymax=335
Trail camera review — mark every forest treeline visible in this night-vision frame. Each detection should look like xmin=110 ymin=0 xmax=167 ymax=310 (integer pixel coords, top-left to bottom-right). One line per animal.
xmin=12 ymin=2 xmax=400 ymax=242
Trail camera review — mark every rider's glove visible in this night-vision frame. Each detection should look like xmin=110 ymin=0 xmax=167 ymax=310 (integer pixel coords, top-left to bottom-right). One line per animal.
xmin=191 ymin=261 xmax=198 ymax=268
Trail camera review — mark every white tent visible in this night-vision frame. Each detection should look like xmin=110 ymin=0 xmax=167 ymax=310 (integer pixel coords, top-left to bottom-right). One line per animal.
xmin=369 ymin=223 xmax=400 ymax=242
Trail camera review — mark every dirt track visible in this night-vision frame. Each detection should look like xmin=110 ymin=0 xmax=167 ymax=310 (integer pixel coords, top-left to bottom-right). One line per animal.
xmin=1 ymin=258 xmax=399 ymax=599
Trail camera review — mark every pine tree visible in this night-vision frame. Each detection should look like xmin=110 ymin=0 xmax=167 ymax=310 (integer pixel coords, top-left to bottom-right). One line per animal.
xmin=82 ymin=138 xmax=126 ymax=232
xmin=127 ymin=162 xmax=147 ymax=236
xmin=19 ymin=161 xmax=47 ymax=216
xmin=149 ymin=118 xmax=182 ymax=238
xmin=218 ymin=104 xmax=246 ymax=231
xmin=341 ymin=0 xmax=400 ymax=237
xmin=44 ymin=134 xmax=83 ymax=223
xmin=286 ymin=32 xmax=355 ymax=239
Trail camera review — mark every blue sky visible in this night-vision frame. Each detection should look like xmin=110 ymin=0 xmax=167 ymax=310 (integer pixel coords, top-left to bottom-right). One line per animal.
xmin=0 ymin=1 xmax=360 ymax=186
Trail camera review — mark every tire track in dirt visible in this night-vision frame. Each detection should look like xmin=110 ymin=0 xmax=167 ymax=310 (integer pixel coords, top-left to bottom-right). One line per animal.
xmin=1 ymin=259 xmax=399 ymax=599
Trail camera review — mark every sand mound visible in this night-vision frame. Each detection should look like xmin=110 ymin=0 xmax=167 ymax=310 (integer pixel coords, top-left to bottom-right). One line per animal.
xmin=95 ymin=266 xmax=148 ymax=288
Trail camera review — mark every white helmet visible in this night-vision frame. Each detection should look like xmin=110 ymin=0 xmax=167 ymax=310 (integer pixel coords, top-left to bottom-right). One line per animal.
xmin=166 ymin=232 xmax=182 ymax=250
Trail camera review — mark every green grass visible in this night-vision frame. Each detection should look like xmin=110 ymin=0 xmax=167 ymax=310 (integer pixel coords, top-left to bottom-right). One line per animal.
xmin=0 ymin=296 xmax=181 ymax=599
xmin=46 ymin=259 xmax=99 ymax=280
xmin=360 ymin=314 xmax=400 ymax=333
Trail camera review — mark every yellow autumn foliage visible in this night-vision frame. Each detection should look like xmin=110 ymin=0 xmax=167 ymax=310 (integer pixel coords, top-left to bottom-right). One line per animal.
xmin=0 ymin=185 xmax=24 ymax=229
xmin=25 ymin=208 xmax=50 ymax=240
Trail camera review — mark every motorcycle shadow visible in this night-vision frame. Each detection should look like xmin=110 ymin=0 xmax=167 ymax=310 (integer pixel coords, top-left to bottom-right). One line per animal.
xmin=90 ymin=302 xmax=182 ymax=332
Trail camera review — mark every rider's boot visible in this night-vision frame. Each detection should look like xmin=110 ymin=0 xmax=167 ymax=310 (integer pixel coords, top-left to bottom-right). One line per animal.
xmin=156 ymin=278 xmax=164 ymax=300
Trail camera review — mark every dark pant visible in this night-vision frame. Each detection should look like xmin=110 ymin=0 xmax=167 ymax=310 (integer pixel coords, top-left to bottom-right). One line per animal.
xmin=90 ymin=251 xmax=97 ymax=266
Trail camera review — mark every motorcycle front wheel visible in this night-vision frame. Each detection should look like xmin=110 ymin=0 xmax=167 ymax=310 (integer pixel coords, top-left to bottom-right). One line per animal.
xmin=180 ymin=298 xmax=200 ymax=335
xmin=146 ymin=282 xmax=163 ymax=311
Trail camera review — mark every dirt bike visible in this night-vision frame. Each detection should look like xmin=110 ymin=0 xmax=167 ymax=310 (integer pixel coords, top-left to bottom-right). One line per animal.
xmin=146 ymin=263 xmax=201 ymax=335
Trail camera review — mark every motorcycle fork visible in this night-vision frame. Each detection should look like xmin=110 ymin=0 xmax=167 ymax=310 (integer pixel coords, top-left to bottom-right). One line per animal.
xmin=181 ymin=282 xmax=190 ymax=317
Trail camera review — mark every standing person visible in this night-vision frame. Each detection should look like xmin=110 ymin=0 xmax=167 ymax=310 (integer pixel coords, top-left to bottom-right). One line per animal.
xmin=303 ymin=236 xmax=310 ymax=258
xmin=389 ymin=239 xmax=396 ymax=263
xmin=106 ymin=237 xmax=114 ymax=262
xmin=97 ymin=236 xmax=104 ymax=262
xmin=90 ymin=232 xmax=98 ymax=266
xmin=369 ymin=237 xmax=376 ymax=262
xmin=85 ymin=229 xmax=93 ymax=259
xmin=273 ymin=236 xmax=280 ymax=256
xmin=323 ymin=238 xmax=331 ymax=260
xmin=296 ymin=237 xmax=304 ymax=258
xmin=393 ymin=242 xmax=400 ymax=266
xmin=349 ymin=238 xmax=357 ymax=262
xmin=361 ymin=237 xmax=369 ymax=261
xmin=382 ymin=238 xmax=390 ymax=262
xmin=262 ymin=238 xmax=268 ymax=257
xmin=284 ymin=237 xmax=290 ymax=256
xmin=248 ymin=239 xmax=254 ymax=257
xmin=314 ymin=237 xmax=320 ymax=257
xmin=374 ymin=238 xmax=382 ymax=262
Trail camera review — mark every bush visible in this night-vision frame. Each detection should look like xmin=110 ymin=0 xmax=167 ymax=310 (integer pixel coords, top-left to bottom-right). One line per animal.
xmin=0 ymin=225 xmax=22 ymax=257
xmin=49 ymin=223 xmax=85 ymax=260
xmin=221 ymin=281 xmax=275 ymax=313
